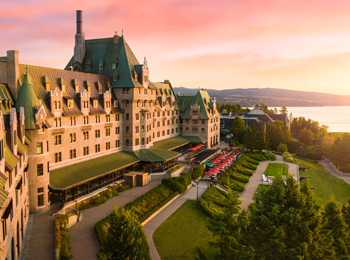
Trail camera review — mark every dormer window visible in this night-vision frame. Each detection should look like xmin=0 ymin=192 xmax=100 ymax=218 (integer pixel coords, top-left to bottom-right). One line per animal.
xmin=99 ymin=64 xmax=103 ymax=70
xmin=93 ymin=100 xmax=98 ymax=108
xmin=83 ymin=101 xmax=89 ymax=109
xmin=193 ymin=110 xmax=199 ymax=115
xmin=114 ymin=100 xmax=118 ymax=107
xmin=54 ymin=101 xmax=61 ymax=110
xmin=86 ymin=60 xmax=92 ymax=71
xmin=112 ymin=63 xmax=117 ymax=70
xmin=113 ymin=75 xmax=118 ymax=82
xmin=68 ymin=100 xmax=74 ymax=108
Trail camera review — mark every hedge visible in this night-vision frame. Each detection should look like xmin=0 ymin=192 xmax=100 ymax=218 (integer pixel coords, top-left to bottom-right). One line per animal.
xmin=54 ymin=215 xmax=72 ymax=260
xmin=192 ymin=164 xmax=205 ymax=179
xmin=173 ymin=172 xmax=192 ymax=187
xmin=162 ymin=178 xmax=187 ymax=194
xmin=167 ymin=164 xmax=184 ymax=174
xmin=234 ymin=165 xmax=254 ymax=176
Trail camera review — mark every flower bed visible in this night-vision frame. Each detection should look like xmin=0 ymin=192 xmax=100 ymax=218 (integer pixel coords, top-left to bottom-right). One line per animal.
xmin=54 ymin=215 xmax=72 ymax=260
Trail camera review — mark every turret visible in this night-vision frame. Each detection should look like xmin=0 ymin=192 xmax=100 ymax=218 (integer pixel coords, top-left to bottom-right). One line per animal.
xmin=74 ymin=10 xmax=85 ymax=65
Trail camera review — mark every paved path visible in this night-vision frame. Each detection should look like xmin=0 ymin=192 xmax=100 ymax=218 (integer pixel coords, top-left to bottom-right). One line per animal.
xmin=69 ymin=179 xmax=162 ymax=260
xmin=144 ymin=181 xmax=209 ymax=260
xmin=239 ymin=155 xmax=298 ymax=210
xmin=319 ymin=158 xmax=350 ymax=184
xmin=20 ymin=208 xmax=56 ymax=260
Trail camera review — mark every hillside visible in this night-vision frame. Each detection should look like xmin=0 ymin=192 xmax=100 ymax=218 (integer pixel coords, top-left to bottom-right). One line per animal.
xmin=173 ymin=87 xmax=350 ymax=107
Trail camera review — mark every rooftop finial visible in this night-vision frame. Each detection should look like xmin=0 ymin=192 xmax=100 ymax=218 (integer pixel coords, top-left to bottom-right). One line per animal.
xmin=122 ymin=28 xmax=124 ymax=35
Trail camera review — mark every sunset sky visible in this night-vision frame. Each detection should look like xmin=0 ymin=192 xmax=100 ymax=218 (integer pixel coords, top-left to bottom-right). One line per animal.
xmin=2 ymin=0 xmax=350 ymax=95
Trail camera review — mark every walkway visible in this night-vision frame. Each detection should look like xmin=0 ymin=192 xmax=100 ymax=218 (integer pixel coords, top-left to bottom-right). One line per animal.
xmin=20 ymin=208 xmax=56 ymax=260
xmin=68 ymin=179 xmax=162 ymax=260
xmin=143 ymin=181 xmax=209 ymax=260
xmin=319 ymin=158 xmax=350 ymax=184
xmin=239 ymin=155 xmax=298 ymax=210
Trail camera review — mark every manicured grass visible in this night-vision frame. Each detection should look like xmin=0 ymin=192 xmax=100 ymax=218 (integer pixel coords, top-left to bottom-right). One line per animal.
xmin=300 ymin=168 xmax=350 ymax=206
xmin=153 ymin=200 xmax=217 ymax=260
xmin=294 ymin=156 xmax=326 ymax=172
xmin=264 ymin=163 xmax=289 ymax=177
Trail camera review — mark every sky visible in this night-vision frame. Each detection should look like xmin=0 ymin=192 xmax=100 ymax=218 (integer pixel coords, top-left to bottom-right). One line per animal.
xmin=2 ymin=0 xmax=350 ymax=95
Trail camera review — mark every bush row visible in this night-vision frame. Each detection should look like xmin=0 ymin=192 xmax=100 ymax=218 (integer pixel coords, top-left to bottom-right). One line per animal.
xmin=167 ymin=164 xmax=185 ymax=174
xmin=192 ymin=164 xmax=205 ymax=179
xmin=173 ymin=172 xmax=192 ymax=187
xmin=199 ymin=187 xmax=229 ymax=218
xmin=162 ymin=178 xmax=187 ymax=193
xmin=54 ymin=215 xmax=72 ymax=260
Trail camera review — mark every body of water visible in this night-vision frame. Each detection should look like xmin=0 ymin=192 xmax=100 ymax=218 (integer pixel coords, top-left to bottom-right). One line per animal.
xmin=275 ymin=106 xmax=350 ymax=133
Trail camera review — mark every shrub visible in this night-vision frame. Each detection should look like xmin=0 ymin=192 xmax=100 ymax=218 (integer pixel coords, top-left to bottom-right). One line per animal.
xmin=241 ymin=161 xmax=257 ymax=170
xmin=181 ymin=172 xmax=192 ymax=186
xmin=167 ymin=164 xmax=184 ymax=174
xmin=117 ymin=184 xmax=131 ymax=192
xmin=245 ymin=156 xmax=260 ymax=165
xmin=192 ymin=164 xmax=205 ymax=179
xmin=277 ymin=143 xmax=288 ymax=153
xmin=295 ymin=146 xmax=306 ymax=157
xmin=287 ymin=140 xmax=304 ymax=153
xmin=55 ymin=215 xmax=72 ymax=260
xmin=162 ymin=178 xmax=187 ymax=194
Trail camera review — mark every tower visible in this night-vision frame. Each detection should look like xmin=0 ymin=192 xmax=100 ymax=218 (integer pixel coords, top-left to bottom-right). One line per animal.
xmin=73 ymin=10 xmax=85 ymax=67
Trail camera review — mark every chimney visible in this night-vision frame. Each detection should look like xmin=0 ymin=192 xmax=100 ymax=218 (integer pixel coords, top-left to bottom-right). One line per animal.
xmin=74 ymin=10 xmax=85 ymax=64
xmin=7 ymin=50 xmax=20 ymax=100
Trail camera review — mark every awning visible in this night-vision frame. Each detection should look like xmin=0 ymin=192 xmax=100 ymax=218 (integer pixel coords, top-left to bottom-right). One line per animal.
xmin=153 ymin=135 xmax=206 ymax=151
xmin=50 ymin=151 xmax=140 ymax=190
xmin=132 ymin=148 xmax=180 ymax=162
xmin=203 ymin=161 xmax=213 ymax=167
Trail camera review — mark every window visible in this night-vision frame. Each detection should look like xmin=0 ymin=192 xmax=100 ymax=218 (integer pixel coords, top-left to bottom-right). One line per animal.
xmin=68 ymin=100 xmax=74 ymax=108
xmin=70 ymin=117 xmax=76 ymax=126
xmin=162 ymin=121 xmax=165 ymax=126
xmin=115 ymin=127 xmax=120 ymax=135
xmin=126 ymin=139 xmax=130 ymax=146
xmin=141 ymin=138 xmax=145 ymax=145
xmin=54 ymin=135 xmax=61 ymax=145
xmin=135 ymin=139 xmax=139 ymax=146
xmin=186 ymin=119 xmax=189 ymax=124
xmin=115 ymin=140 xmax=120 ymax=148
xmin=192 ymin=127 xmax=198 ymax=133
xmin=93 ymin=100 xmax=98 ymax=108
xmin=83 ymin=131 xmax=89 ymax=140
xmin=193 ymin=110 xmax=198 ymax=115
xmin=84 ymin=116 xmax=89 ymax=124
xmin=125 ymin=100 xmax=129 ymax=108
xmin=2 ymin=219 xmax=7 ymax=240
xmin=37 ymin=142 xmax=43 ymax=154
xmin=115 ymin=114 xmax=120 ymax=121
xmin=83 ymin=146 xmax=89 ymax=156
xmin=95 ymin=144 xmax=100 ymax=153
xmin=167 ymin=129 xmax=170 ymax=135
xmin=106 ymin=142 xmax=110 ymax=150
xmin=186 ymin=127 xmax=189 ymax=133
xmin=201 ymin=128 xmax=205 ymax=134
xmin=112 ymin=63 xmax=117 ymax=70
xmin=38 ymin=194 xmax=44 ymax=207
xmin=193 ymin=119 xmax=198 ymax=124
xmin=95 ymin=115 xmax=100 ymax=123
xmin=70 ymin=149 xmax=76 ymax=159
xmin=106 ymin=101 xmax=111 ymax=108
xmin=157 ymin=122 xmax=160 ymax=127
xmin=95 ymin=129 xmax=100 ymax=138
xmin=126 ymin=113 xmax=129 ymax=120
xmin=37 ymin=164 xmax=43 ymax=176
xmin=114 ymin=100 xmax=118 ymax=107
xmin=83 ymin=101 xmax=89 ymax=108
xmin=106 ymin=128 xmax=111 ymax=136
xmin=141 ymin=126 xmax=145 ymax=133
xmin=0 ymin=140 xmax=3 ymax=160
xmin=162 ymin=130 xmax=165 ymax=136
xmin=135 ymin=126 xmax=139 ymax=133
xmin=106 ymin=115 xmax=110 ymax=122
xmin=157 ymin=131 xmax=160 ymax=137
xmin=141 ymin=113 xmax=145 ymax=120
xmin=54 ymin=118 xmax=61 ymax=127
xmin=99 ymin=64 xmax=103 ymax=70
xmin=54 ymin=152 xmax=62 ymax=163
xmin=167 ymin=120 xmax=170 ymax=126
xmin=70 ymin=133 xmax=76 ymax=143
xmin=136 ymin=113 xmax=139 ymax=120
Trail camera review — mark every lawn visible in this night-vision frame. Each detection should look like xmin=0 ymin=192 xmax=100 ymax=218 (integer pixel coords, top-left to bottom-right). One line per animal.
xmin=300 ymin=168 xmax=350 ymax=206
xmin=153 ymin=200 xmax=217 ymax=260
xmin=264 ymin=163 xmax=289 ymax=177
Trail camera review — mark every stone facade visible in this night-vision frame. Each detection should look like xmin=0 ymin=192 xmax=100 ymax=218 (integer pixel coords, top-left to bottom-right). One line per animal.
xmin=0 ymin=10 xmax=220 ymax=218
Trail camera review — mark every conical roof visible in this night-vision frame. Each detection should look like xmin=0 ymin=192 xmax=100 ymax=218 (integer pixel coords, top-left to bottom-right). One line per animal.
xmin=16 ymin=72 xmax=40 ymax=129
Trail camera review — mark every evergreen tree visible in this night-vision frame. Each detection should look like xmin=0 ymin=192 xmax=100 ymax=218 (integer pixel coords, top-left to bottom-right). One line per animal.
xmin=230 ymin=116 xmax=246 ymax=143
xmin=323 ymin=201 xmax=350 ymax=259
xmin=342 ymin=199 xmax=350 ymax=227
xmin=99 ymin=207 xmax=151 ymax=260
xmin=246 ymin=177 xmax=334 ymax=259
xmin=255 ymin=122 xmax=267 ymax=152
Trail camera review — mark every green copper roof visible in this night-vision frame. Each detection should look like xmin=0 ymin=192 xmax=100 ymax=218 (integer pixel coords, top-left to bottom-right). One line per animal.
xmin=177 ymin=89 xmax=220 ymax=120
xmin=0 ymin=187 xmax=9 ymax=207
xmin=5 ymin=143 xmax=18 ymax=170
xmin=50 ymin=151 xmax=140 ymax=190
xmin=0 ymin=84 xmax=14 ymax=115
xmin=17 ymin=137 xmax=27 ymax=155
xmin=153 ymin=135 xmax=206 ymax=150
xmin=132 ymin=148 xmax=180 ymax=162
xmin=16 ymin=72 xmax=40 ymax=129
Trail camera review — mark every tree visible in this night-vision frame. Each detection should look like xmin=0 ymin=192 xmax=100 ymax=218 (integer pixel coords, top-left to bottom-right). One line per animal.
xmin=243 ymin=126 xmax=257 ymax=151
xmin=342 ymin=199 xmax=350 ymax=227
xmin=255 ymin=122 xmax=267 ymax=151
xmin=230 ymin=116 xmax=246 ymax=143
xmin=280 ymin=106 xmax=288 ymax=115
xmin=299 ymin=127 xmax=315 ymax=145
xmin=323 ymin=201 xmax=350 ymax=259
xmin=99 ymin=207 xmax=151 ymax=260
xmin=209 ymin=193 xmax=254 ymax=260
xmin=266 ymin=120 xmax=291 ymax=151
xmin=277 ymin=143 xmax=288 ymax=153
xmin=246 ymin=177 xmax=334 ymax=259
xmin=295 ymin=146 xmax=306 ymax=157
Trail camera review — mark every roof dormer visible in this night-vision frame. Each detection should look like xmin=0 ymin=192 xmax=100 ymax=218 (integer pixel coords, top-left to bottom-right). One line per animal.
xmin=84 ymin=80 xmax=91 ymax=93
xmin=58 ymin=77 xmax=67 ymax=93
xmin=50 ymin=87 xmax=63 ymax=117
xmin=80 ymin=89 xmax=90 ymax=115
xmin=72 ymin=78 xmax=80 ymax=93
xmin=141 ymin=57 xmax=149 ymax=88
xmin=96 ymin=81 xmax=103 ymax=94
xmin=103 ymin=90 xmax=111 ymax=113
xmin=42 ymin=76 xmax=51 ymax=91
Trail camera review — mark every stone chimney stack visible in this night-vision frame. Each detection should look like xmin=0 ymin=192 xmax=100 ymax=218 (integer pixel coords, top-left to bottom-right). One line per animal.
xmin=7 ymin=50 xmax=20 ymax=100
xmin=74 ymin=10 xmax=85 ymax=64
